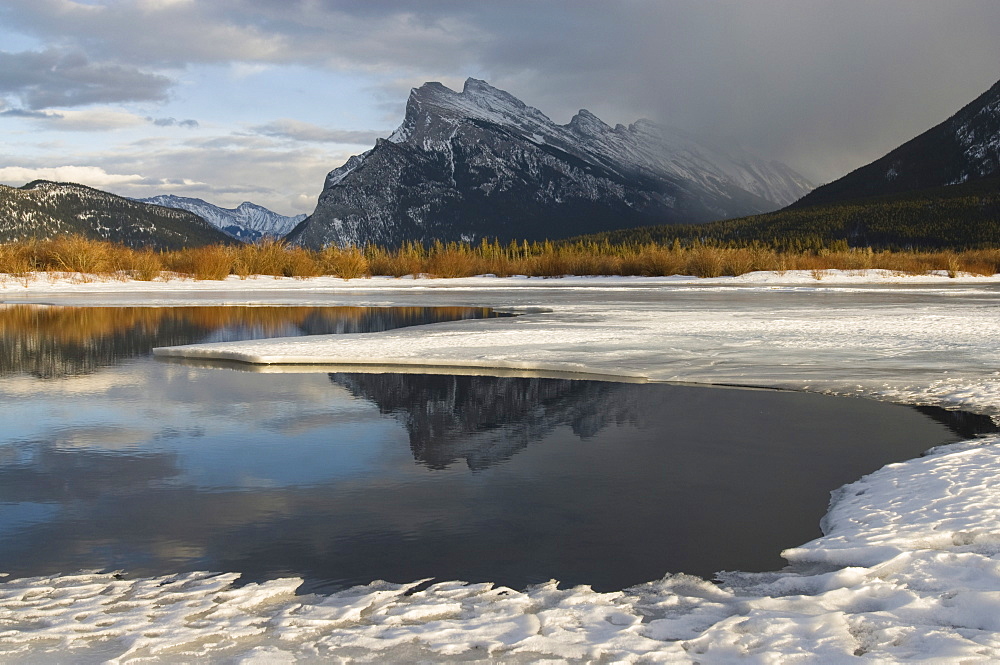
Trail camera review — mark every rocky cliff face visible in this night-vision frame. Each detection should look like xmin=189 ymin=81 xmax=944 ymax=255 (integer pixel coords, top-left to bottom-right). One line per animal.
xmin=793 ymin=78 xmax=1000 ymax=208
xmin=289 ymin=78 xmax=812 ymax=248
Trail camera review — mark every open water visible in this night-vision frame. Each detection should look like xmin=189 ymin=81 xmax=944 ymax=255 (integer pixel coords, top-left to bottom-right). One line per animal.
xmin=0 ymin=305 xmax=992 ymax=591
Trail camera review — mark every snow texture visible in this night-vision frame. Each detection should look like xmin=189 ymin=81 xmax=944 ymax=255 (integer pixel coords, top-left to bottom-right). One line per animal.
xmin=139 ymin=194 xmax=306 ymax=242
xmin=4 ymin=271 xmax=1000 ymax=662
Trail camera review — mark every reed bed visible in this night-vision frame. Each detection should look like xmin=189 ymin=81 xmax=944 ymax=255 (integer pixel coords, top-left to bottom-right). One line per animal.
xmin=1 ymin=235 xmax=998 ymax=281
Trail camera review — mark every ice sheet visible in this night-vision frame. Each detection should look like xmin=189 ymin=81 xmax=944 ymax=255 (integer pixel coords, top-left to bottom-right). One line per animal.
xmin=4 ymin=271 xmax=1000 ymax=662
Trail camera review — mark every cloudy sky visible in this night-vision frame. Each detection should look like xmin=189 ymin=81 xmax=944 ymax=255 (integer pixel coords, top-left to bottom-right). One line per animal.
xmin=1 ymin=0 xmax=999 ymax=215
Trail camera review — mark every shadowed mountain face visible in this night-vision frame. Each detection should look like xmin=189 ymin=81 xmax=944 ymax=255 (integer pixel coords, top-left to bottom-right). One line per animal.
xmin=793 ymin=78 xmax=1000 ymax=208
xmin=289 ymin=78 xmax=812 ymax=248
xmin=0 ymin=181 xmax=232 ymax=249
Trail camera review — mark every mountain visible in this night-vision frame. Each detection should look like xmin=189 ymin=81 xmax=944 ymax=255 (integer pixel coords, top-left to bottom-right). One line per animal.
xmin=0 ymin=181 xmax=232 ymax=249
xmin=139 ymin=195 xmax=306 ymax=242
xmin=289 ymin=78 xmax=812 ymax=248
xmin=571 ymin=176 xmax=1000 ymax=251
xmin=793 ymin=79 xmax=1000 ymax=208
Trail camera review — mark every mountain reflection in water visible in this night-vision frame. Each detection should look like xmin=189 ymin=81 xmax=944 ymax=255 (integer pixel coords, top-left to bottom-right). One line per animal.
xmin=332 ymin=373 xmax=640 ymax=470
xmin=0 ymin=305 xmax=995 ymax=592
xmin=332 ymin=372 xmax=998 ymax=473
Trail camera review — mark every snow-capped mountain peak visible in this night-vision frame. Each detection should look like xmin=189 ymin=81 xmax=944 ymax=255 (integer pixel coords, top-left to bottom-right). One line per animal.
xmin=567 ymin=109 xmax=611 ymax=136
xmin=139 ymin=195 xmax=306 ymax=242
xmin=291 ymin=79 xmax=813 ymax=249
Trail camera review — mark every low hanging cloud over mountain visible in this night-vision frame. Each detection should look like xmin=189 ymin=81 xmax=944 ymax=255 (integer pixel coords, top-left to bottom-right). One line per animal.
xmin=2 ymin=1 xmax=1000 ymax=213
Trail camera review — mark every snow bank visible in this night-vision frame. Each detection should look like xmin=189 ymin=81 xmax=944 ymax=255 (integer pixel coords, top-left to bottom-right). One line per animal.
xmin=4 ymin=272 xmax=1000 ymax=661
xmin=1 ymin=268 xmax=999 ymax=294
xmin=4 ymin=438 xmax=1000 ymax=661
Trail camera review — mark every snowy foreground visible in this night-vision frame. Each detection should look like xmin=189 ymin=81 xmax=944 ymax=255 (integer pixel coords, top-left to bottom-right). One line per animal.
xmin=4 ymin=270 xmax=1000 ymax=662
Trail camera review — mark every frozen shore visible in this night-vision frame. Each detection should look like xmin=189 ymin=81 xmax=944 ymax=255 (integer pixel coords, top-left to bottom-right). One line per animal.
xmin=3 ymin=270 xmax=1000 ymax=662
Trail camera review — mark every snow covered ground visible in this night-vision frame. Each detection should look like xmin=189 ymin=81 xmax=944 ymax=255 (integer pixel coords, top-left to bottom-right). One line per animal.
xmin=3 ymin=270 xmax=1000 ymax=662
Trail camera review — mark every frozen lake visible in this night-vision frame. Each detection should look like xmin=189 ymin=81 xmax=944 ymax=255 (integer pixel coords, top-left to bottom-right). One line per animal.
xmin=0 ymin=303 xmax=993 ymax=593
xmin=2 ymin=274 xmax=1000 ymax=662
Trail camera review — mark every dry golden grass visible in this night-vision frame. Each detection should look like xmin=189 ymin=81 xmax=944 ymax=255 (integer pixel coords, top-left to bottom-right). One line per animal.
xmin=0 ymin=242 xmax=35 ymax=284
xmin=366 ymin=245 xmax=424 ymax=277
xmin=232 ymin=238 xmax=287 ymax=277
xmin=1 ymin=235 xmax=999 ymax=281
xmin=282 ymin=247 xmax=323 ymax=278
xmin=320 ymin=246 xmax=370 ymax=279
xmin=425 ymin=244 xmax=479 ymax=278
xmin=166 ymin=245 xmax=234 ymax=280
xmin=43 ymin=235 xmax=115 ymax=274
xmin=116 ymin=247 xmax=164 ymax=281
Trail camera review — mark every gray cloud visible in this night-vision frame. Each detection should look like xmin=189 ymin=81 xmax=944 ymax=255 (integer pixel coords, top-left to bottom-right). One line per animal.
xmin=0 ymin=0 xmax=487 ymax=67
xmin=250 ymin=119 xmax=383 ymax=144
xmin=0 ymin=130 xmax=343 ymax=214
xmin=3 ymin=1 xmax=1000 ymax=184
xmin=150 ymin=117 xmax=200 ymax=128
xmin=0 ymin=108 xmax=57 ymax=119
xmin=0 ymin=49 xmax=172 ymax=109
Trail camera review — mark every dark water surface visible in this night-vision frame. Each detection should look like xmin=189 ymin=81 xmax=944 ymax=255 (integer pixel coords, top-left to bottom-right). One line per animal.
xmin=0 ymin=305 xmax=993 ymax=592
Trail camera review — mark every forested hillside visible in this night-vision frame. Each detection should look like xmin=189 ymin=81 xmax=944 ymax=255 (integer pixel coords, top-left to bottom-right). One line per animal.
xmin=572 ymin=177 xmax=1000 ymax=251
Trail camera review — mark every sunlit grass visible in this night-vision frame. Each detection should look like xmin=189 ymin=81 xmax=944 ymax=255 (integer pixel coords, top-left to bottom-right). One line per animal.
xmin=1 ymin=235 xmax=998 ymax=282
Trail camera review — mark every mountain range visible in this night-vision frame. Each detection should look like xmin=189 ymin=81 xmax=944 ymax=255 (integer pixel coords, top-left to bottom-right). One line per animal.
xmin=792 ymin=79 xmax=1000 ymax=208
xmin=578 ymin=77 xmax=1000 ymax=251
xmin=288 ymin=78 xmax=813 ymax=248
xmin=3 ymin=76 xmax=1000 ymax=252
xmin=139 ymin=195 xmax=306 ymax=243
xmin=0 ymin=181 xmax=231 ymax=250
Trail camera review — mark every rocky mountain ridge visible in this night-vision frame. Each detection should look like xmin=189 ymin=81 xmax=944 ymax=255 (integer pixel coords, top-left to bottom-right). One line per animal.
xmin=289 ymin=78 xmax=813 ymax=248
xmin=139 ymin=195 xmax=306 ymax=242
xmin=793 ymin=78 xmax=1000 ymax=207
xmin=0 ymin=181 xmax=231 ymax=249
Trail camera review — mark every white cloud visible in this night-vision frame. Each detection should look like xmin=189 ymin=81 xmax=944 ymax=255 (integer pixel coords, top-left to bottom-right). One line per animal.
xmin=0 ymin=165 xmax=144 ymax=187
xmin=249 ymin=119 xmax=383 ymax=145
xmin=20 ymin=133 xmax=356 ymax=214
xmin=45 ymin=108 xmax=149 ymax=131
xmin=1 ymin=107 xmax=152 ymax=131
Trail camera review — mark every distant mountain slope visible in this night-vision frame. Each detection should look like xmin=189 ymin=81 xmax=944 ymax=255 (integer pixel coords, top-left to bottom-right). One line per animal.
xmin=139 ymin=195 xmax=305 ymax=242
xmin=289 ymin=78 xmax=812 ymax=248
xmin=794 ymin=79 xmax=1000 ymax=208
xmin=0 ymin=181 xmax=232 ymax=250
xmin=571 ymin=176 xmax=1000 ymax=251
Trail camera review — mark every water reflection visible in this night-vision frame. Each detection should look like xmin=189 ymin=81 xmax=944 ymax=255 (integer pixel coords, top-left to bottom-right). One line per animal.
xmin=0 ymin=305 xmax=996 ymax=592
xmin=331 ymin=373 xmax=641 ymax=470
xmin=3 ymin=369 xmax=994 ymax=590
xmin=335 ymin=372 xmax=1000 ymax=470
xmin=0 ymin=304 xmax=503 ymax=378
